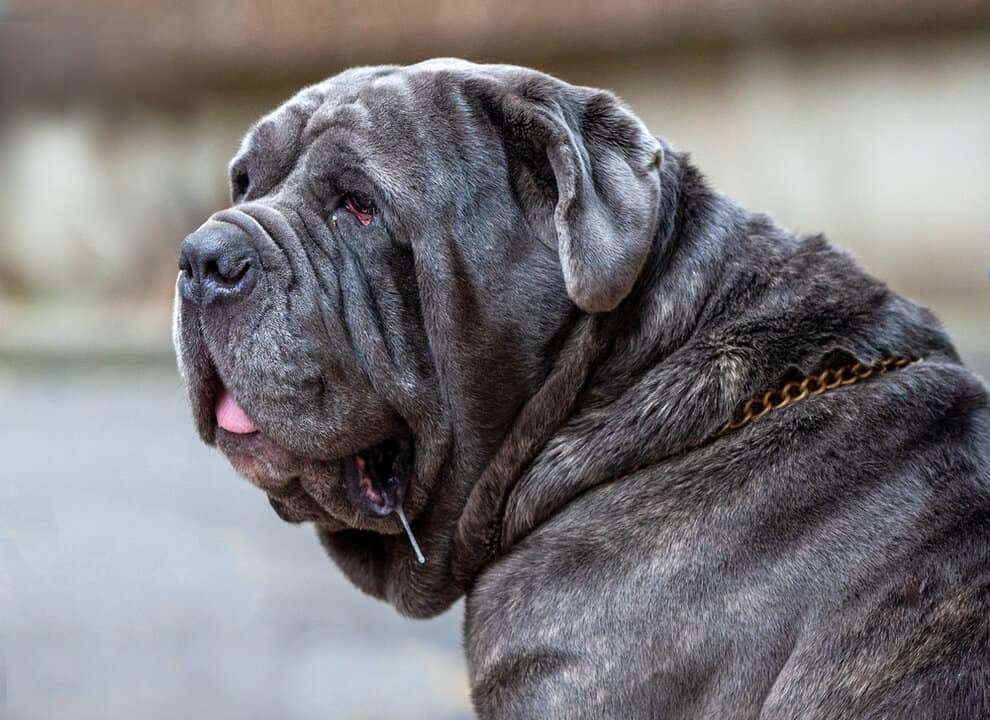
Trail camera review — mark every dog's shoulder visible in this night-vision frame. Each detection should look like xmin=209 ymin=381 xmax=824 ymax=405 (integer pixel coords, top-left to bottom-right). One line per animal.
xmin=465 ymin=354 xmax=990 ymax=718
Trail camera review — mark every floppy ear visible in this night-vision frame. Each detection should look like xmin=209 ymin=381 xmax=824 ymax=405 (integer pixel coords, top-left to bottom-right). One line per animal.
xmin=471 ymin=76 xmax=664 ymax=313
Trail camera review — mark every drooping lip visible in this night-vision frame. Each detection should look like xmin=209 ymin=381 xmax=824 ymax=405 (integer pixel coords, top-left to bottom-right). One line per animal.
xmin=178 ymin=324 xmax=418 ymax=528
xmin=205 ymin=380 xmax=415 ymax=524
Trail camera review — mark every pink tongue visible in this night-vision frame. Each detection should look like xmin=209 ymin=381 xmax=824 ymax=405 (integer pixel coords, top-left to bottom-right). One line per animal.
xmin=216 ymin=391 xmax=258 ymax=434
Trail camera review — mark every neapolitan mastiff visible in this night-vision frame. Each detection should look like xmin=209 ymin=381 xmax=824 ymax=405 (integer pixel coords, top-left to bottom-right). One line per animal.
xmin=173 ymin=59 xmax=990 ymax=718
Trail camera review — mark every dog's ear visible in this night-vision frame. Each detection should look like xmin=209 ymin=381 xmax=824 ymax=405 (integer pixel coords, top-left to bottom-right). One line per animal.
xmin=469 ymin=75 xmax=664 ymax=313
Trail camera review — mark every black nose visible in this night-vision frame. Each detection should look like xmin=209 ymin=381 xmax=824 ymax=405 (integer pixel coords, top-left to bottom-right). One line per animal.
xmin=178 ymin=221 xmax=257 ymax=306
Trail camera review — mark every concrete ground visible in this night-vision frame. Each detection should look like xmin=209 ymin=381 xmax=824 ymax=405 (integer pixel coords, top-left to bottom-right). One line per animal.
xmin=2 ymin=337 xmax=988 ymax=720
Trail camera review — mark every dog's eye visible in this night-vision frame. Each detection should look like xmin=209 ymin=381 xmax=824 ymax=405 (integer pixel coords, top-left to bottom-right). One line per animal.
xmin=342 ymin=193 xmax=374 ymax=226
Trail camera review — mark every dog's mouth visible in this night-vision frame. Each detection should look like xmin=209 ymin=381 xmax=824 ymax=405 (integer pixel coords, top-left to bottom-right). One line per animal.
xmin=342 ymin=438 xmax=414 ymax=517
xmin=214 ymin=388 xmax=415 ymax=521
xmin=343 ymin=436 xmax=414 ymax=517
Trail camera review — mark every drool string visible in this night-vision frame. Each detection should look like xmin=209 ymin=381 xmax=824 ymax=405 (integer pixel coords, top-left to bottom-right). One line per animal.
xmin=396 ymin=505 xmax=426 ymax=564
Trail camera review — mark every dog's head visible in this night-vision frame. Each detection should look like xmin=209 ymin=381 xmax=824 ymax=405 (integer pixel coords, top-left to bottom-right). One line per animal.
xmin=173 ymin=59 xmax=663 ymax=616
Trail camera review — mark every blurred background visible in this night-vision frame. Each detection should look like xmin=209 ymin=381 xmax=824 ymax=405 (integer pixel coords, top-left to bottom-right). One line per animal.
xmin=1 ymin=2 xmax=988 ymax=718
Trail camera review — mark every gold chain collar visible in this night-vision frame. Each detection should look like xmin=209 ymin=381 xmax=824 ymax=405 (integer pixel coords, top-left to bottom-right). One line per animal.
xmin=712 ymin=356 xmax=921 ymax=440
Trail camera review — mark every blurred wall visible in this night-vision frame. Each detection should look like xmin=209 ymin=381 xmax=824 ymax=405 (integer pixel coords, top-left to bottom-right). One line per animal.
xmin=1 ymin=3 xmax=988 ymax=362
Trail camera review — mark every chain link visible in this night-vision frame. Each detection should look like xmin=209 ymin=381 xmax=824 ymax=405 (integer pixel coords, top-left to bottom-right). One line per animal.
xmin=714 ymin=356 xmax=920 ymax=439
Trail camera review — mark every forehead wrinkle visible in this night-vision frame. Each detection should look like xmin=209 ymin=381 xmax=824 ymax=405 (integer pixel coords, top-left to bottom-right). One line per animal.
xmin=316 ymin=86 xmax=426 ymax=203
xmin=299 ymin=68 xmax=485 ymax=215
xmin=303 ymin=99 xmax=373 ymax=145
xmin=236 ymin=97 xmax=318 ymax=190
xmin=299 ymin=66 xmax=398 ymax=140
xmin=259 ymin=90 xmax=316 ymax=132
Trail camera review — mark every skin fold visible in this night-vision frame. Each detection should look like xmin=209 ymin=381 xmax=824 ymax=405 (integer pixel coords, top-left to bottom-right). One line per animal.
xmin=173 ymin=59 xmax=990 ymax=718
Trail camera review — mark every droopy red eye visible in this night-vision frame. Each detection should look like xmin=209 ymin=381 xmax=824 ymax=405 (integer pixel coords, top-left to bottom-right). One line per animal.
xmin=343 ymin=193 xmax=374 ymax=226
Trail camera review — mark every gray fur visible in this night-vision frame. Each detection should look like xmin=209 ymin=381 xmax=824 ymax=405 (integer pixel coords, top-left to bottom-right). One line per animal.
xmin=173 ymin=59 xmax=990 ymax=718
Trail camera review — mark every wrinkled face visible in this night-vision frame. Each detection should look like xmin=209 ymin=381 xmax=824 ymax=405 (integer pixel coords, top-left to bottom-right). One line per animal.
xmin=173 ymin=59 xmax=662 ymax=614
xmin=172 ymin=60 xmax=578 ymax=609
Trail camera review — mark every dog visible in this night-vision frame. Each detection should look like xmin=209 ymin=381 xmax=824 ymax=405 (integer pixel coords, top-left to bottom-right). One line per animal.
xmin=173 ymin=59 xmax=990 ymax=718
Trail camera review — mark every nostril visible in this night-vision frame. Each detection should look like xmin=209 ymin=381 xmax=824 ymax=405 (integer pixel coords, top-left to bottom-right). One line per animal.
xmin=177 ymin=250 xmax=197 ymax=304
xmin=225 ymin=260 xmax=250 ymax=287
xmin=204 ymin=259 xmax=221 ymax=282
xmin=206 ymin=256 xmax=251 ymax=288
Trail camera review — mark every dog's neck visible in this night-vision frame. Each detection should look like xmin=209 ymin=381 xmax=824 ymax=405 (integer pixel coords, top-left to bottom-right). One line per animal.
xmin=452 ymin=146 xmax=957 ymax=583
